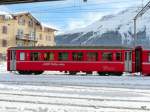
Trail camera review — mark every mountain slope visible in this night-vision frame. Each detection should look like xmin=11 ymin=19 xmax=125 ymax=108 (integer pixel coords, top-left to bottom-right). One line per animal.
xmin=56 ymin=8 xmax=150 ymax=47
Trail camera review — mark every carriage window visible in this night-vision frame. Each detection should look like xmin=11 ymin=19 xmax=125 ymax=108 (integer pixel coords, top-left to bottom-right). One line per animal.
xmin=44 ymin=52 xmax=54 ymax=61
xmin=59 ymin=52 xmax=68 ymax=61
xmin=87 ymin=52 xmax=98 ymax=61
xmin=72 ymin=52 xmax=83 ymax=61
xmin=31 ymin=52 xmax=40 ymax=61
xmin=125 ymin=52 xmax=132 ymax=61
xmin=10 ymin=51 xmax=16 ymax=61
xmin=116 ymin=52 xmax=122 ymax=61
xmin=20 ymin=52 xmax=25 ymax=61
xmin=102 ymin=52 xmax=113 ymax=61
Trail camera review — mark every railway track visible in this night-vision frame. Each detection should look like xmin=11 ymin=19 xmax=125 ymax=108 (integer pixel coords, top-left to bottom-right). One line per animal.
xmin=0 ymin=85 xmax=149 ymax=112
xmin=0 ymin=74 xmax=150 ymax=111
xmin=0 ymin=99 xmax=149 ymax=111
xmin=0 ymin=79 xmax=150 ymax=90
xmin=0 ymin=91 xmax=149 ymax=103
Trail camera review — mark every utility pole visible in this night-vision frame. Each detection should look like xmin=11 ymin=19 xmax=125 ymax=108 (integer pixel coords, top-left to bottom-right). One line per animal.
xmin=134 ymin=1 xmax=150 ymax=47
xmin=134 ymin=18 xmax=136 ymax=46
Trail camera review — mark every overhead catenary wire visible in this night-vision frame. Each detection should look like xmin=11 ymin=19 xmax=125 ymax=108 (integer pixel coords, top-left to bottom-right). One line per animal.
xmin=22 ymin=3 xmax=142 ymax=14
xmin=9 ymin=0 xmax=142 ymax=12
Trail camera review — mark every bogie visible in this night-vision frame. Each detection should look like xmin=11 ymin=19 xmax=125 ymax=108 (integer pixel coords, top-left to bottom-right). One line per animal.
xmin=18 ymin=71 xmax=44 ymax=75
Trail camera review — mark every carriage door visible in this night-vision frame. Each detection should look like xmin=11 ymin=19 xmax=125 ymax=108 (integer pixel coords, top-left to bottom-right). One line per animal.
xmin=10 ymin=50 xmax=16 ymax=71
xmin=125 ymin=51 xmax=132 ymax=72
xmin=135 ymin=46 xmax=142 ymax=73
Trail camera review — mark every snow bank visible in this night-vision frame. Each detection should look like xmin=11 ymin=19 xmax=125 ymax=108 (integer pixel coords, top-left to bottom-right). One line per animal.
xmin=0 ymin=62 xmax=7 ymax=73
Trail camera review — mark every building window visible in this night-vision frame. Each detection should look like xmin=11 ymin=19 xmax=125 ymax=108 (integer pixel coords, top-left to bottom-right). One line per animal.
xmin=58 ymin=52 xmax=68 ymax=61
xmin=44 ymin=52 xmax=54 ymax=61
xmin=29 ymin=42 xmax=34 ymax=46
xmin=2 ymin=26 xmax=7 ymax=34
xmin=17 ymin=41 xmax=24 ymax=46
xmin=39 ymin=34 xmax=42 ymax=40
xmin=20 ymin=52 xmax=25 ymax=61
xmin=17 ymin=29 xmax=24 ymax=38
xmin=18 ymin=17 xmax=25 ymax=25
xmin=31 ymin=52 xmax=40 ymax=61
xmin=72 ymin=52 xmax=83 ymax=61
xmin=28 ymin=20 xmax=33 ymax=27
xmin=2 ymin=39 xmax=7 ymax=47
xmin=45 ymin=36 xmax=51 ymax=41
xmin=116 ymin=52 xmax=122 ymax=61
xmin=87 ymin=52 xmax=98 ymax=61
xmin=29 ymin=31 xmax=35 ymax=40
xmin=49 ymin=36 xmax=51 ymax=41
xmin=102 ymin=52 xmax=113 ymax=61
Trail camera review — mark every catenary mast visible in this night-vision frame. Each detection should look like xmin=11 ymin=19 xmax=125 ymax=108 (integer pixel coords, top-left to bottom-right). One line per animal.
xmin=134 ymin=1 xmax=150 ymax=46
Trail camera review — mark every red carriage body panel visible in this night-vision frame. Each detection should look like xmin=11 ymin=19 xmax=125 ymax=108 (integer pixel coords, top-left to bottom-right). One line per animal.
xmin=7 ymin=46 xmax=150 ymax=76
xmin=16 ymin=49 xmax=125 ymax=73
xmin=7 ymin=46 xmax=130 ymax=74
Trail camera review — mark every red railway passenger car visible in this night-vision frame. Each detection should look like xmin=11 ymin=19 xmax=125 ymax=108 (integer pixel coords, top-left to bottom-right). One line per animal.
xmin=7 ymin=46 xmax=150 ymax=76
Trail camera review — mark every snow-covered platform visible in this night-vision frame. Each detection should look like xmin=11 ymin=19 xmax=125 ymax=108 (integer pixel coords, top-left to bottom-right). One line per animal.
xmin=0 ymin=62 xmax=150 ymax=112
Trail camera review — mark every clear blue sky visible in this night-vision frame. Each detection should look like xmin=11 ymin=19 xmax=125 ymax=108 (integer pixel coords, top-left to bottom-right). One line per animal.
xmin=0 ymin=0 xmax=149 ymax=34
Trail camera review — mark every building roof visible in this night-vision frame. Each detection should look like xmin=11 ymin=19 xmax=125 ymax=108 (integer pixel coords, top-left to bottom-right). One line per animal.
xmin=12 ymin=12 xmax=57 ymax=31
xmin=8 ymin=46 xmax=132 ymax=50
xmin=0 ymin=11 xmax=57 ymax=31
xmin=12 ymin=12 xmax=41 ymax=25
xmin=42 ymin=23 xmax=58 ymax=31
xmin=0 ymin=11 xmax=13 ymax=19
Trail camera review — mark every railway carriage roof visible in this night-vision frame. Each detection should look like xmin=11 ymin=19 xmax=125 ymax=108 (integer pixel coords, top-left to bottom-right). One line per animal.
xmin=8 ymin=46 xmax=132 ymax=50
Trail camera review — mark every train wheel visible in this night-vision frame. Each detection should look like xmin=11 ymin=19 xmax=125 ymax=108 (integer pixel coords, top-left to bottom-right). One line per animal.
xmin=18 ymin=71 xmax=33 ymax=75
xmin=110 ymin=73 xmax=122 ymax=76
xmin=69 ymin=71 xmax=77 ymax=75
xmin=34 ymin=71 xmax=44 ymax=75
xmin=26 ymin=71 xmax=33 ymax=75
xmin=86 ymin=72 xmax=92 ymax=74
xmin=98 ymin=72 xmax=107 ymax=76
xmin=18 ymin=71 xmax=25 ymax=74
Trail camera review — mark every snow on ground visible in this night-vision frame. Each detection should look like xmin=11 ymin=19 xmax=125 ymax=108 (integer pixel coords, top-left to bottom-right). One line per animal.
xmin=0 ymin=62 xmax=7 ymax=73
xmin=0 ymin=62 xmax=150 ymax=112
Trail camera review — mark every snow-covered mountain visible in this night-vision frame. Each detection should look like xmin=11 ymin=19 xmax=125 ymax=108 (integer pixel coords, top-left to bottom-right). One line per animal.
xmin=56 ymin=7 xmax=150 ymax=47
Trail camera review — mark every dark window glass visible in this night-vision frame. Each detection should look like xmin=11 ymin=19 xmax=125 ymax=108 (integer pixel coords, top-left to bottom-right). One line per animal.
xmin=87 ymin=52 xmax=98 ymax=61
xmin=129 ymin=52 xmax=132 ymax=61
xmin=2 ymin=26 xmax=7 ymax=34
xmin=28 ymin=20 xmax=33 ymax=27
xmin=44 ymin=52 xmax=54 ymax=61
xmin=10 ymin=51 xmax=16 ymax=61
xmin=58 ymin=52 xmax=68 ymax=61
xmin=2 ymin=39 xmax=7 ymax=47
xmin=116 ymin=52 xmax=122 ymax=61
xmin=72 ymin=52 xmax=83 ymax=61
xmin=102 ymin=52 xmax=113 ymax=61
xmin=31 ymin=52 xmax=40 ymax=61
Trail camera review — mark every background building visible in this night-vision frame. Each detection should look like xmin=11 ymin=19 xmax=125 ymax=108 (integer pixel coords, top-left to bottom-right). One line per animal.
xmin=0 ymin=12 xmax=57 ymax=60
xmin=37 ymin=24 xmax=56 ymax=46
